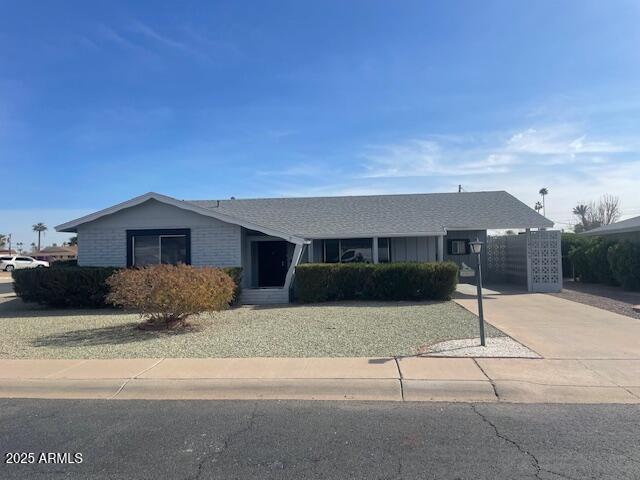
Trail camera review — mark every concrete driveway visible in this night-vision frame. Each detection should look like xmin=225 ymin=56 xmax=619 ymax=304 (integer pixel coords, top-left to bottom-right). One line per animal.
xmin=454 ymin=285 xmax=640 ymax=360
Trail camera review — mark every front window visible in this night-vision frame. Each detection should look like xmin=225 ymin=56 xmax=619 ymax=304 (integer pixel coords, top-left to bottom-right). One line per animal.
xmin=127 ymin=229 xmax=190 ymax=267
xmin=448 ymin=239 xmax=469 ymax=255
xmin=378 ymin=238 xmax=391 ymax=263
xmin=323 ymin=238 xmax=373 ymax=263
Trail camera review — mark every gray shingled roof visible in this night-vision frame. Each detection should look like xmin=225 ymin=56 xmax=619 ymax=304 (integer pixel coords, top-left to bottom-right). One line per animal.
xmin=581 ymin=215 xmax=640 ymax=236
xmin=188 ymin=190 xmax=552 ymax=238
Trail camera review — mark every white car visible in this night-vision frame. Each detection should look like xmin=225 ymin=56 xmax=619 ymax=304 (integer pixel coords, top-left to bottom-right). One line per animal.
xmin=0 ymin=256 xmax=49 ymax=271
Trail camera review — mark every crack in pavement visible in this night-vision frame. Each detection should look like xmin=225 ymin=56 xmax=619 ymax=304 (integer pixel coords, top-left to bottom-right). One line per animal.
xmin=187 ymin=402 xmax=262 ymax=480
xmin=472 ymin=358 xmax=500 ymax=400
xmin=470 ymin=404 xmax=579 ymax=480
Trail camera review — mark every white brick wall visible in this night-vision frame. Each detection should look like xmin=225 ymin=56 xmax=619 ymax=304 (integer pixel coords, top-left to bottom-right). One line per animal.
xmin=76 ymin=199 xmax=242 ymax=267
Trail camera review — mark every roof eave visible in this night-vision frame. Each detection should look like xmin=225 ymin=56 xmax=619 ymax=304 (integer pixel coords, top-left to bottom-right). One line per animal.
xmin=55 ymin=192 xmax=306 ymax=244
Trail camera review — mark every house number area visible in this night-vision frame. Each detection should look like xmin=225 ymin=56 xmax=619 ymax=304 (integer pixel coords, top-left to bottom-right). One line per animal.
xmin=4 ymin=452 xmax=83 ymax=464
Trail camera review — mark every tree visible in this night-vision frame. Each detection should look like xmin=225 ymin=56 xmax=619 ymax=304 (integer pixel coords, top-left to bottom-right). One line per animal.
xmin=0 ymin=234 xmax=6 ymax=249
xmin=572 ymin=195 xmax=621 ymax=232
xmin=572 ymin=204 xmax=590 ymax=232
xmin=534 ymin=201 xmax=543 ymax=213
xmin=16 ymin=242 xmax=23 ymax=254
xmin=32 ymin=223 xmax=48 ymax=251
xmin=68 ymin=236 xmax=78 ymax=246
xmin=538 ymin=188 xmax=549 ymax=217
xmin=30 ymin=242 xmax=36 ymax=252
xmin=596 ymin=194 xmax=621 ymax=226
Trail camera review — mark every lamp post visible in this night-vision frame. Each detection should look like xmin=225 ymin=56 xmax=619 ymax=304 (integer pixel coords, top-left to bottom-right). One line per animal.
xmin=469 ymin=238 xmax=486 ymax=347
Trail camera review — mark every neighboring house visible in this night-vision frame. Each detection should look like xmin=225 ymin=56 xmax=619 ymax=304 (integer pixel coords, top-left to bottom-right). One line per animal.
xmin=580 ymin=215 xmax=640 ymax=243
xmin=0 ymin=249 xmax=17 ymax=256
xmin=30 ymin=245 xmax=78 ymax=263
xmin=56 ymin=191 xmax=553 ymax=304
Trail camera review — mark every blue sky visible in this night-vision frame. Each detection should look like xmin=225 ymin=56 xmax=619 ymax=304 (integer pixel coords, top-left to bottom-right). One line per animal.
xmin=1 ymin=0 xmax=640 ymax=247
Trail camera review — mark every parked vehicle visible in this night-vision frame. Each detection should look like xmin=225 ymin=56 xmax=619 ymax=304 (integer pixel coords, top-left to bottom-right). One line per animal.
xmin=0 ymin=256 xmax=50 ymax=271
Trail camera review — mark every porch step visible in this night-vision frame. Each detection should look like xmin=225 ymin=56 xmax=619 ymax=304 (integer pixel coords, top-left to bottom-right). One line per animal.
xmin=240 ymin=288 xmax=290 ymax=305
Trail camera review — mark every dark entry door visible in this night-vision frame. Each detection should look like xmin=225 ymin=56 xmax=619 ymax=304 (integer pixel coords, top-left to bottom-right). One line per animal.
xmin=258 ymin=241 xmax=288 ymax=287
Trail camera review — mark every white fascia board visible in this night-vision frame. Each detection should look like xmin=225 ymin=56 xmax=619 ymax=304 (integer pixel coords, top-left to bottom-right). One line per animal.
xmin=55 ymin=192 xmax=306 ymax=245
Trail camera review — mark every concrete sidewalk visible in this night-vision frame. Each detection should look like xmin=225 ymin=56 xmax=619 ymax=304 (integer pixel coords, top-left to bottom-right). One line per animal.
xmin=1 ymin=356 xmax=639 ymax=403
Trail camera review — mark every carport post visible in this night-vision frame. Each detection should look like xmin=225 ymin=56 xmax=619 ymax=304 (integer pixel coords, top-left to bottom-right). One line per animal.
xmin=469 ymin=239 xmax=486 ymax=347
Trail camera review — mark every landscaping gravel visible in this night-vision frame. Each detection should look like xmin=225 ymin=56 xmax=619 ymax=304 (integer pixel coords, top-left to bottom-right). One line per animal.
xmin=423 ymin=336 xmax=540 ymax=358
xmin=0 ymin=300 xmax=504 ymax=359
xmin=549 ymin=280 xmax=640 ymax=320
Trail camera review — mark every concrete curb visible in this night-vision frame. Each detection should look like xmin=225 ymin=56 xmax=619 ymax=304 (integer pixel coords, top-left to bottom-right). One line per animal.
xmin=2 ymin=357 xmax=640 ymax=403
xmin=0 ymin=378 xmax=403 ymax=402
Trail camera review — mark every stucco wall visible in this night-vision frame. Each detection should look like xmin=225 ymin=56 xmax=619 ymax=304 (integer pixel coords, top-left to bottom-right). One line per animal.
xmin=77 ymin=199 xmax=242 ymax=267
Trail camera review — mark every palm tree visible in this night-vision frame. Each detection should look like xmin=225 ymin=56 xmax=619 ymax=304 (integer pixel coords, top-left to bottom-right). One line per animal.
xmin=16 ymin=242 xmax=23 ymax=254
xmin=30 ymin=242 xmax=36 ymax=253
xmin=538 ymin=188 xmax=549 ymax=216
xmin=32 ymin=223 xmax=48 ymax=251
xmin=572 ymin=204 xmax=589 ymax=229
xmin=0 ymin=234 xmax=6 ymax=249
xmin=534 ymin=201 xmax=543 ymax=213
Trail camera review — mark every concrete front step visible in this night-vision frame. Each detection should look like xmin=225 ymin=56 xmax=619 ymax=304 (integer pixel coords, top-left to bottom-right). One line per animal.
xmin=240 ymin=288 xmax=289 ymax=305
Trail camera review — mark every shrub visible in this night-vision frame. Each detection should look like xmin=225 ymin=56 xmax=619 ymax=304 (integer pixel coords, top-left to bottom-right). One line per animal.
xmin=51 ymin=259 xmax=78 ymax=268
xmin=294 ymin=262 xmax=459 ymax=303
xmin=106 ymin=264 xmax=236 ymax=328
xmin=222 ymin=267 xmax=243 ymax=305
xmin=607 ymin=242 xmax=640 ymax=291
xmin=12 ymin=267 xmax=118 ymax=308
xmin=561 ymin=233 xmax=586 ymax=278
xmin=568 ymin=237 xmax=617 ymax=285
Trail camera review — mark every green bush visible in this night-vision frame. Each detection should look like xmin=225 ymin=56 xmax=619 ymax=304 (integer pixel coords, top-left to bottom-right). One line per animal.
xmin=222 ymin=267 xmax=243 ymax=305
xmin=12 ymin=266 xmax=119 ymax=308
xmin=568 ymin=237 xmax=617 ymax=285
xmin=12 ymin=265 xmax=244 ymax=308
xmin=294 ymin=262 xmax=459 ymax=303
xmin=50 ymin=259 xmax=78 ymax=268
xmin=607 ymin=242 xmax=640 ymax=291
xmin=561 ymin=233 xmax=586 ymax=278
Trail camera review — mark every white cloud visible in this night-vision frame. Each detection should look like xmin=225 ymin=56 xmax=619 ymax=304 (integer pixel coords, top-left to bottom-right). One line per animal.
xmin=272 ymin=124 xmax=640 ymax=228
xmin=505 ymin=127 xmax=628 ymax=156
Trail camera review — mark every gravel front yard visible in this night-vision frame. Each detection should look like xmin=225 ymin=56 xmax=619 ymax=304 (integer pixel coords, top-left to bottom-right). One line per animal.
xmin=549 ymin=280 xmax=640 ymax=320
xmin=0 ymin=297 xmax=503 ymax=358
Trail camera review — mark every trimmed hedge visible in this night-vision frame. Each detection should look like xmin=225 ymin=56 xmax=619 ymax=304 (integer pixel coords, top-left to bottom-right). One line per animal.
xmin=51 ymin=259 xmax=78 ymax=268
xmin=12 ymin=265 xmax=244 ymax=308
xmin=222 ymin=267 xmax=243 ymax=305
xmin=12 ymin=266 xmax=119 ymax=308
xmin=294 ymin=262 xmax=459 ymax=303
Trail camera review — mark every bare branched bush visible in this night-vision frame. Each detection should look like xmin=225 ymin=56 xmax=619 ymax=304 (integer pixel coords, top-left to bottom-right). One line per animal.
xmin=106 ymin=264 xmax=236 ymax=329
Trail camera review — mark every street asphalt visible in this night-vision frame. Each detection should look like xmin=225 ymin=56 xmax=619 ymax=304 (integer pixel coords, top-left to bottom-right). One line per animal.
xmin=1 ymin=399 xmax=639 ymax=479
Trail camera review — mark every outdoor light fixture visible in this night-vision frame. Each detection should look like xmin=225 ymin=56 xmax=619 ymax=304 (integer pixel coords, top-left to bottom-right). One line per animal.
xmin=469 ymin=238 xmax=486 ymax=347
xmin=469 ymin=240 xmax=482 ymax=255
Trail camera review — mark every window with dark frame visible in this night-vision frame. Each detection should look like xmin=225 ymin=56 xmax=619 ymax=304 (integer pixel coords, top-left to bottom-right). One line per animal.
xmin=447 ymin=239 xmax=469 ymax=255
xmin=323 ymin=238 xmax=374 ymax=263
xmin=378 ymin=238 xmax=391 ymax=263
xmin=126 ymin=229 xmax=191 ymax=267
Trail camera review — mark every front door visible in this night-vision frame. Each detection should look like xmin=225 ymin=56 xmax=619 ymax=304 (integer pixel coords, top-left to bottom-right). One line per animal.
xmin=257 ymin=241 xmax=288 ymax=287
